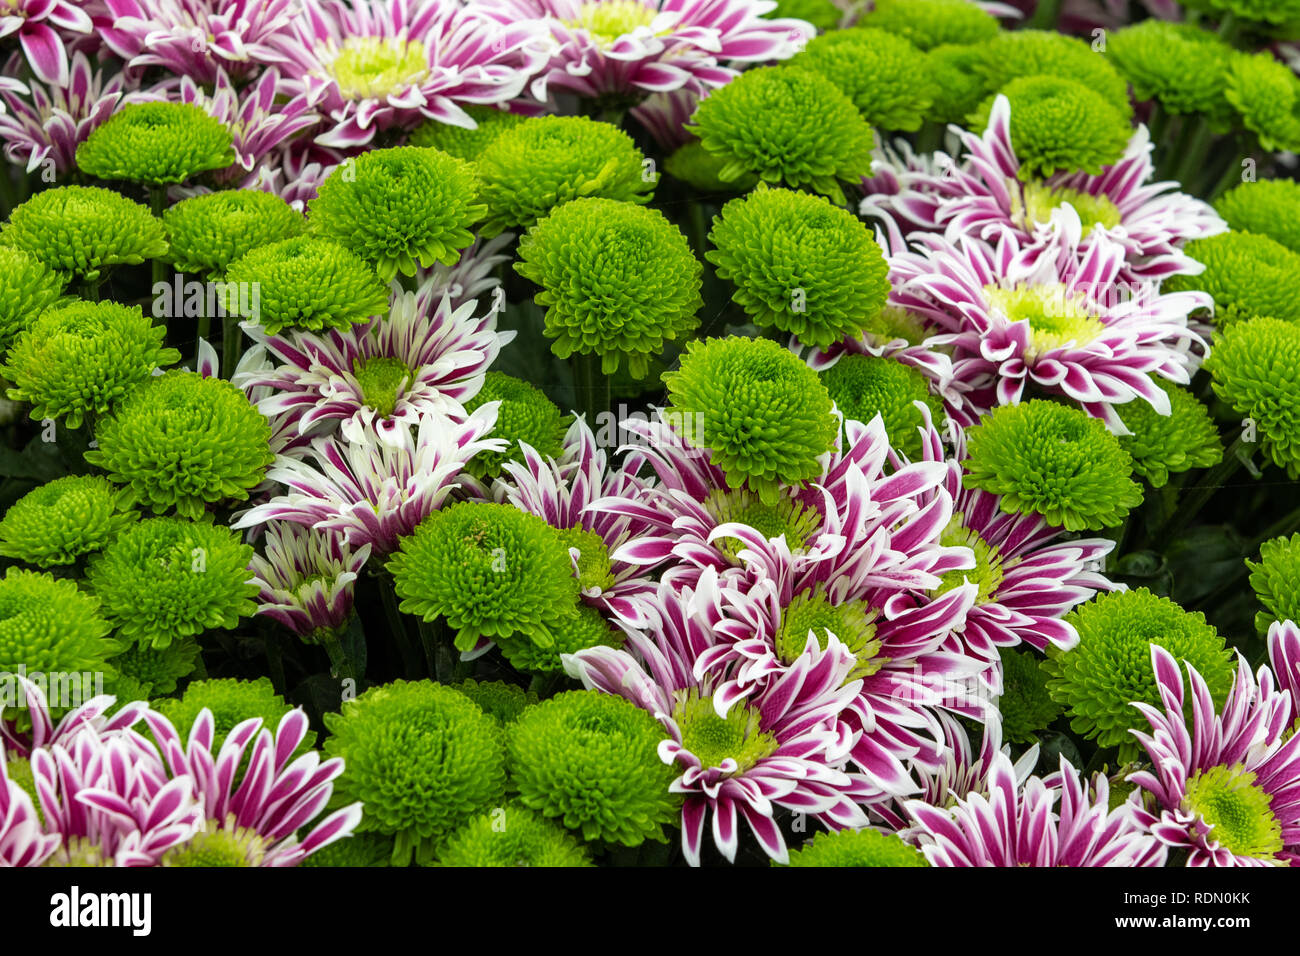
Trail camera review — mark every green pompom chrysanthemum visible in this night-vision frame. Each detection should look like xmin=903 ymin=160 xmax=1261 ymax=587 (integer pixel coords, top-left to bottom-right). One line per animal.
xmin=1106 ymin=21 xmax=1235 ymax=122
xmin=976 ymin=30 xmax=1132 ymax=117
xmin=780 ymin=828 xmax=929 ymax=867
xmin=925 ymin=44 xmax=995 ymax=125
xmin=475 ymin=116 xmax=654 ymax=237
xmin=1205 ymin=317 xmax=1300 ymax=478
xmin=0 ymin=475 xmax=137 ymax=567
xmin=448 ymin=678 xmax=538 ymax=726
xmin=1043 ymin=589 xmax=1234 ymax=752
xmin=407 ymin=105 xmax=527 ymax=161
xmin=1 ymin=186 xmax=167 ymax=282
xmin=299 ymin=832 xmax=394 ymax=868
xmin=1225 ymin=52 xmax=1300 ymax=153
xmin=1247 ymin=533 xmax=1300 ymax=635
xmin=434 ymin=802 xmax=594 ymax=868
xmin=962 ymin=400 xmax=1143 ymax=532
xmin=85 ymin=369 xmax=274 ymax=518
xmin=663 ymin=336 xmax=838 ymax=505
xmin=308 ymin=146 xmax=485 ymax=281
xmin=997 ymin=647 xmax=1063 ymax=746
xmin=223 ymin=236 xmax=389 ymax=335
xmin=3 ymin=300 xmax=180 ymax=429
xmin=1116 ymin=379 xmax=1223 ymax=488
xmin=75 ymin=102 xmax=234 ymax=185
xmin=515 ymin=197 xmax=702 ymax=378
xmin=163 ymin=190 xmax=305 ymax=277
xmin=819 ymin=353 xmax=944 ymax=458
xmin=154 ymin=676 xmax=309 ymax=748
xmin=463 ymin=371 xmax=566 ymax=480
xmin=688 ymin=65 xmax=875 ymax=201
xmin=860 ymin=0 xmax=998 ymax=50
xmin=768 ymin=0 xmax=840 ymax=31
xmin=664 ymin=140 xmax=758 ymax=192
xmin=1181 ymin=0 xmax=1300 ymax=24
xmin=507 ymin=690 xmax=679 ymax=846
xmin=324 ymin=680 xmax=507 ymax=866
xmin=107 ymin=637 xmax=201 ymax=698
xmin=706 ymin=185 xmax=890 ymax=349
xmin=386 ymin=502 xmax=579 ymax=653
xmin=1167 ymin=232 xmax=1300 ymax=327
xmin=1214 ymin=180 xmax=1300 ymax=255
xmin=791 ymin=28 xmax=935 ymax=132
xmin=0 ymin=246 xmax=65 ymax=351
xmin=496 ymin=603 xmax=623 ymax=674
xmin=84 ymin=517 xmax=257 ymax=648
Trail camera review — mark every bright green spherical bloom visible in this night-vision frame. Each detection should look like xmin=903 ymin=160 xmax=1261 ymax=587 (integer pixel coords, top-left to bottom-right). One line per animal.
xmin=997 ymin=647 xmax=1063 ymax=746
xmin=448 ymin=678 xmax=538 ymax=726
xmin=386 ymin=501 xmax=579 ymax=653
xmin=515 ymin=197 xmax=702 ymax=378
xmin=791 ymin=28 xmax=934 ymax=132
xmin=324 ymin=680 xmax=507 ymax=865
xmin=507 ymin=690 xmax=680 ymax=847
xmin=222 ymin=235 xmax=389 ymax=335
xmin=925 ymin=44 xmax=996 ymax=125
xmin=664 ymin=140 xmax=758 ymax=192
xmin=1116 ymin=379 xmax=1223 ymax=488
xmin=407 ymin=106 xmax=527 ymax=161
xmin=706 ymin=185 xmax=890 ymax=349
xmin=1225 ymin=52 xmax=1300 ymax=153
xmin=1215 ymin=180 xmax=1300 ymax=255
xmin=0 ymin=568 xmax=116 ymax=701
xmin=780 ymin=828 xmax=929 ymax=867
xmin=663 ymin=336 xmax=838 ymax=505
xmin=0 ymin=186 xmax=167 ymax=282
xmin=1166 ymin=232 xmax=1300 ymax=326
xmin=2 ymin=300 xmax=181 ymax=429
xmin=299 ymin=832 xmax=394 ymax=867
xmin=154 ymin=676 xmax=310 ymax=747
xmin=1106 ymin=21 xmax=1235 ymax=122
xmin=83 ymin=517 xmax=257 ymax=649
xmin=962 ymin=400 xmax=1143 ymax=532
xmin=1247 ymin=533 xmax=1300 ymax=635
xmin=860 ymin=0 xmax=998 ymax=50
xmin=496 ymin=602 xmax=623 ymax=674
xmin=819 ymin=353 xmax=944 ymax=457
xmin=1182 ymin=0 xmax=1300 ymax=26
xmin=0 ymin=475 xmax=137 ymax=568
xmin=688 ymin=65 xmax=876 ymax=201
xmin=976 ymin=29 xmax=1132 ymax=118
xmin=1044 ymin=589 xmax=1234 ymax=751
xmin=75 ymin=102 xmax=234 ymax=185
xmin=768 ymin=0 xmax=840 ymax=31
xmin=163 ymin=190 xmax=305 ymax=277
xmin=434 ymin=801 xmax=594 ymax=867
xmin=106 ymin=636 xmax=201 ymax=698
xmin=1205 ymin=317 xmax=1300 ymax=478
xmin=161 ymin=824 xmax=270 ymax=867
xmin=0 ymin=246 xmax=65 ymax=351
xmin=308 ymin=146 xmax=485 ymax=281
xmin=463 ymin=371 xmax=566 ymax=480
xmin=475 ymin=116 xmax=654 ymax=237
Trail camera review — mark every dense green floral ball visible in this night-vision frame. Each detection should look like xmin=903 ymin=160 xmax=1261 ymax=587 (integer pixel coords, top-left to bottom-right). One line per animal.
xmin=963 ymin=400 xmax=1142 ymax=532
xmin=154 ymin=676 xmax=310 ymax=748
xmin=925 ymin=44 xmax=995 ymax=125
xmin=507 ymin=690 xmax=679 ymax=846
xmin=0 ymin=568 xmax=115 ymax=698
xmin=860 ymin=0 xmax=998 ymax=50
xmin=1166 ymin=232 xmax=1300 ymax=326
xmin=1225 ymin=52 xmax=1300 ymax=153
xmin=664 ymin=336 xmax=838 ymax=505
xmin=434 ymin=802 xmax=594 ymax=867
xmin=1248 ymin=534 xmax=1300 ymax=635
xmin=664 ymin=140 xmax=758 ymax=192
xmin=106 ymin=636 xmax=201 ymax=698
xmin=1 ymin=186 xmax=167 ymax=282
xmin=324 ymin=680 xmax=507 ymax=865
xmin=1181 ymin=0 xmax=1300 ymax=24
xmin=85 ymin=369 xmax=274 ymax=518
xmin=706 ymin=185 xmax=890 ymax=349
xmin=976 ymin=29 xmax=1132 ymax=118
xmin=0 ymin=246 xmax=64 ymax=351
xmin=998 ymin=647 xmax=1063 ymax=746
xmin=768 ymin=0 xmax=840 ymax=31
xmin=2 ymin=300 xmax=180 ymax=429
xmin=1205 ymin=317 xmax=1300 ymax=478
xmin=819 ymin=353 xmax=944 ymax=458
xmin=1044 ymin=589 xmax=1234 ymax=751
xmin=1215 ymin=180 xmax=1300 ymax=255
xmin=1106 ymin=21 xmax=1234 ymax=121
xmin=75 ymin=102 xmax=234 ymax=185
xmin=408 ymin=106 xmax=527 ymax=161
xmin=475 ymin=116 xmax=654 ymax=237
xmin=299 ymin=832 xmax=394 ymax=868
xmin=163 ymin=190 xmax=305 ymax=276
xmin=496 ymin=603 xmax=623 ymax=674
xmin=223 ymin=236 xmax=389 ymax=335
xmin=0 ymin=475 xmax=137 ymax=567
xmin=1116 ymin=380 xmax=1223 ymax=488
xmin=448 ymin=678 xmax=538 ymax=726
xmin=688 ymin=65 xmax=875 ymax=201
xmin=386 ymin=502 xmax=578 ymax=653
xmin=84 ymin=517 xmax=257 ymax=649
xmin=463 ymin=372 xmax=566 ymax=480
xmin=781 ymin=828 xmax=929 ymax=867
xmin=308 ymin=146 xmax=485 ymax=281
xmin=791 ymin=28 xmax=935 ymax=132
xmin=515 ymin=197 xmax=702 ymax=377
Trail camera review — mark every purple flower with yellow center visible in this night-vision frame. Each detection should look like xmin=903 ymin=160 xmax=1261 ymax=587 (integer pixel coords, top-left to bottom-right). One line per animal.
xmin=1267 ymin=620 xmax=1300 ymax=717
xmin=247 ymin=522 xmax=371 ymax=640
xmin=0 ymin=0 xmax=92 ymax=86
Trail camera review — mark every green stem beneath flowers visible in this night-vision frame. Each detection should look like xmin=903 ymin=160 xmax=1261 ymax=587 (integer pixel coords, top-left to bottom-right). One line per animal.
xmin=1155 ymin=434 xmax=1249 ymax=543
xmin=78 ymin=279 xmax=100 ymax=302
xmin=1171 ymin=119 xmax=1216 ymax=190
xmin=571 ymin=351 xmax=610 ymax=427
xmin=148 ymin=184 xmax=168 ymax=292
xmin=222 ymin=314 xmax=242 ymax=379
xmin=377 ymin=572 xmax=422 ymax=679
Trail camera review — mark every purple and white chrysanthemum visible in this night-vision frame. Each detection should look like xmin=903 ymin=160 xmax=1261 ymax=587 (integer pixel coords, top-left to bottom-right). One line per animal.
xmin=629 ymin=85 xmax=699 ymax=150
xmin=414 ymin=232 xmax=515 ymax=313
xmin=0 ymin=0 xmax=92 ymax=86
xmin=0 ymin=757 xmax=59 ymax=866
xmin=1267 ymin=619 xmax=1300 ymax=715
xmin=860 ymin=138 xmax=963 ymax=250
xmin=247 ymin=522 xmax=372 ymax=640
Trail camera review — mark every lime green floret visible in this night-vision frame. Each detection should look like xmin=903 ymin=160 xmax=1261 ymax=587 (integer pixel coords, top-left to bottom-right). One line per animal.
xmin=819 ymin=354 xmax=943 ymax=458
xmin=1 ymin=186 xmax=167 ymax=282
xmin=997 ymin=646 xmax=1062 ymax=746
xmin=75 ymin=102 xmax=234 ymax=185
xmin=496 ymin=602 xmax=623 ymax=674
xmin=1185 ymin=764 xmax=1284 ymax=862
xmin=154 ymin=677 xmax=312 ymax=750
xmin=1015 ymin=181 xmax=1123 ymax=233
xmin=1106 ymin=21 xmax=1235 ymax=122
xmin=707 ymin=185 xmax=891 ymax=349
xmin=0 ymin=246 xmax=64 ymax=351
xmin=447 ymin=678 xmax=538 ymax=726
xmin=161 ymin=825 xmax=269 ymax=867
xmin=664 ymin=336 xmax=838 ymax=506
xmin=674 ymin=688 xmax=777 ymax=772
xmin=331 ymin=36 xmax=429 ymax=99
xmin=164 ymin=190 xmax=305 ymax=277
xmin=775 ymin=588 xmax=884 ymax=680
xmin=1225 ymin=51 xmax=1300 ymax=154
xmin=408 ymin=106 xmax=526 ymax=162
xmin=3 ymin=299 xmax=180 ymax=429
xmin=434 ymin=802 xmax=594 ymax=868
xmin=1166 ymin=232 xmax=1300 ymax=326
xmin=702 ymin=487 xmax=823 ymax=561
xmin=791 ymin=28 xmax=935 ymax=132
xmin=1215 ymin=180 xmax=1300 ymax=255
xmin=1181 ymin=0 xmax=1300 ymax=24
xmin=860 ymin=0 xmax=998 ymax=50
xmin=779 ymin=828 xmax=929 ymax=867
xmin=664 ymin=140 xmax=758 ymax=192
xmin=308 ymin=146 xmax=485 ymax=281
xmin=300 ymin=832 xmax=394 ymax=868
xmin=984 ymin=282 xmax=1105 ymax=357
xmin=106 ymin=636 xmax=200 ymax=698
xmin=976 ymin=29 xmax=1133 ymax=118
xmin=1205 ymin=317 xmax=1300 ymax=479
xmin=553 ymin=525 xmax=615 ymax=593
xmin=463 ymin=371 xmax=567 ymax=480
xmin=767 ymin=0 xmax=839 ymax=31
xmin=1116 ymin=378 xmax=1222 ymax=489
xmin=932 ymin=513 xmax=1003 ymax=605
xmin=925 ymin=44 xmax=994 ymax=125
xmin=1248 ymin=533 xmax=1300 ymax=635
xmin=0 ymin=475 xmax=137 ymax=568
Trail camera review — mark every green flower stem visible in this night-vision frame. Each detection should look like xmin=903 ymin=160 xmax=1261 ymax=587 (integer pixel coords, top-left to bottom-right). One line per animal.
xmin=416 ymin=617 xmax=453 ymax=681
xmin=320 ymin=630 xmax=359 ymax=684
xmin=377 ymin=571 xmax=422 ymax=679
xmin=1216 ymin=12 xmax=1239 ymax=46
xmin=78 ymin=279 xmax=100 ymax=302
xmin=1252 ymin=504 xmax=1300 ymax=550
xmin=1157 ymin=434 xmax=1249 ymax=542
xmin=1026 ymin=0 xmax=1062 ymax=29
xmin=1172 ymin=119 xmax=1216 ymax=189
xmin=265 ymin=634 xmax=287 ymax=696
xmin=1205 ymin=148 xmax=1251 ymax=203
xmin=1146 ymin=102 xmax=1167 ymax=146
xmin=914 ymin=121 xmax=945 ymax=156
xmin=572 ymin=350 xmax=610 ymax=426
xmin=149 ymin=184 xmax=168 ymax=292
xmin=221 ymin=314 xmax=242 ymax=379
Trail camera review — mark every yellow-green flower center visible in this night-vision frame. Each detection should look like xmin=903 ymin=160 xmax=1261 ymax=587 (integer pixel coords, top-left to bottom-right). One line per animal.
xmin=933 ymin=514 xmax=1004 ymax=605
xmin=863 ymin=305 xmax=929 ymax=347
xmin=42 ymin=836 xmax=112 ymax=867
xmin=162 ymin=822 xmax=269 ymax=867
xmin=1184 ymin=764 xmax=1284 ymax=861
xmin=554 ymin=525 xmax=616 ymax=592
xmin=673 ymin=689 xmax=778 ymax=773
xmin=775 ymin=588 xmax=885 ymax=679
xmin=352 ymin=355 xmax=412 ymax=418
xmin=331 ymin=37 xmax=429 ymax=100
xmin=985 ymin=282 xmax=1106 ymax=357
xmin=566 ymin=0 xmax=660 ymax=45
xmin=703 ymin=488 xmax=822 ymax=561
xmin=1016 ymin=180 xmax=1123 ymax=232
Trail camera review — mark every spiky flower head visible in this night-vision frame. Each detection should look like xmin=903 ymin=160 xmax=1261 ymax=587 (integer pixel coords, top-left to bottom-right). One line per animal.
xmin=3 ymin=300 xmax=180 ymax=430
xmin=507 ymin=689 xmax=679 ymax=847
xmin=1181 ymin=0 xmax=1300 ymax=23
xmin=925 ymin=44 xmax=992 ymax=125
xmin=1116 ymin=379 xmax=1222 ymax=488
xmin=435 ymin=801 xmax=594 ymax=867
xmin=1224 ymin=51 xmax=1300 ymax=154
xmin=407 ymin=106 xmax=527 ymax=162
xmin=308 ymin=146 xmax=485 ymax=282
xmin=448 ymin=678 xmax=539 ymax=726
xmin=1215 ymin=180 xmax=1300 ymax=255
xmin=463 ymin=372 xmax=566 ymax=481
xmin=664 ymin=140 xmax=758 ymax=192
xmin=791 ymin=28 xmax=934 ymax=132
xmin=1205 ymin=317 xmax=1300 ymax=479
xmin=475 ymin=116 xmax=654 ymax=238
xmin=706 ymin=185 xmax=890 ymax=349
xmin=496 ymin=602 xmax=624 ymax=674
xmin=515 ymin=197 xmax=702 ymax=377
xmin=75 ymin=102 xmax=234 ymax=185
xmin=0 ymin=246 xmax=65 ymax=352
xmin=0 ymin=186 xmax=167 ymax=283
xmin=163 ymin=190 xmax=305 ymax=277
xmin=1106 ymin=21 xmax=1234 ymax=121
xmin=962 ymin=400 xmax=1142 ymax=532
xmin=83 ymin=516 xmax=257 ymax=649
xmin=160 ymin=824 xmax=272 ymax=867
xmin=1165 ymin=231 xmax=1300 ymax=326
xmin=998 ymin=647 xmax=1063 ymax=746
xmin=247 ymin=523 xmax=369 ymax=641
xmin=975 ymin=29 xmax=1132 ymax=118
xmin=386 ymin=501 xmax=579 ymax=653
xmin=664 ymin=336 xmax=840 ymax=505
xmin=299 ymin=832 xmax=394 ymax=868
xmin=1248 ymin=534 xmax=1300 ymax=636
xmin=688 ymin=66 xmax=875 ymax=201
xmin=85 ymin=369 xmax=274 ymax=519
xmin=860 ymin=0 xmax=998 ymax=51
xmin=781 ymin=828 xmax=929 ymax=867
xmin=323 ymin=680 xmax=507 ymax=866
xmin=769 ymin=0 xmax=841 ymax=31
xmin=818 ymin=354 xmax=943 ymax=458
xmin=0 ymin=475 xmax=137 ymax=568
xmin=154 ymin=677 xmax=310 ymax=751
xmin=106 ymin=637 xmax=201 ymax=698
